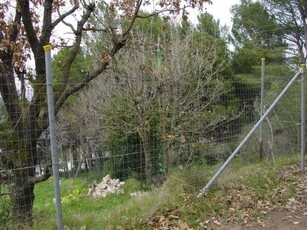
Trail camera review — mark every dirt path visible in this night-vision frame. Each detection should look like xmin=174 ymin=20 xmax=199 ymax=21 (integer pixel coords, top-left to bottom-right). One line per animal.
xmin=215 ymin=166 xmax=307 ymax=230
xmin=222 ymin=209 xmax=307 ymax=230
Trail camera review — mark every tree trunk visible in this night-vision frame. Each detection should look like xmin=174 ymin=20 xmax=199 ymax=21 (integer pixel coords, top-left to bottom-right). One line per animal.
xmin=74 ymin=159 xmax=83 ymax=179
xmin=4 ymin=127 xmax=48 ymax=227
xmin=10 ymin=177 xmax=35 ymax=228
xmin=162 ymin=140 xmax=169 ymax=175
xmin=140 ymin=133 xmax=152 ymax=182
xmin=63 ymin=162 xmax=68 ymax=173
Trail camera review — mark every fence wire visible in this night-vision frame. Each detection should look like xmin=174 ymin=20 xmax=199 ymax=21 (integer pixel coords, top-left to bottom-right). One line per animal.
xmin=0 ymin=70 xmax=305 ymax=228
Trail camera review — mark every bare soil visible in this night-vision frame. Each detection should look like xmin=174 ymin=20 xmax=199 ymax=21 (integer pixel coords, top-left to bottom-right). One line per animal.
xmin=208 ymin=165 xmax=307 ymax=230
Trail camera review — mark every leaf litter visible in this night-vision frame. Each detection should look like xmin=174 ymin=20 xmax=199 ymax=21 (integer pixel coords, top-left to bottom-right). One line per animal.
xmin=140 ymin=164 xmax=306 ymax=230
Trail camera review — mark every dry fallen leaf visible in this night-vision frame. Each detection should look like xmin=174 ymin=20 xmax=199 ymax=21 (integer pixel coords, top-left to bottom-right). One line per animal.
xmin=168 ymin=215 xmax=180 ymax=219
xmin=213 ymin=220 xmax=222 ymax=226
xmin=288 ymin=197 xmax=296 ymax=202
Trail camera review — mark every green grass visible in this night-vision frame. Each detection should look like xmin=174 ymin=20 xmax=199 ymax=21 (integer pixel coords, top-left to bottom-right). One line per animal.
xmin=30 ymin=155 xmax=303 ymax=229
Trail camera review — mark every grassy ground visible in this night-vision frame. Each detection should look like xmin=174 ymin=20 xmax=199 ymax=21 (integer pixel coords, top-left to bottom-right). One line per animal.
xmin=30 ymin=155 xmax=305 ymax=229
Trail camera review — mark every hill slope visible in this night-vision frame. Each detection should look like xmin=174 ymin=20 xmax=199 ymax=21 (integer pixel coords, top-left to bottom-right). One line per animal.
xmin=140 ymin=163 xmax=307 ymax=230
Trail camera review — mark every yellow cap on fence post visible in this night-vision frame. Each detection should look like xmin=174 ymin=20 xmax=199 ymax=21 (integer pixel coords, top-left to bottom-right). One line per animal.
xmin=301 ymin=64 xmax=306 ymax=72
xmin=43 ymin=44 xmax=52 ymax=51
xmin=261 ymin=58 xmax=265 ymax=61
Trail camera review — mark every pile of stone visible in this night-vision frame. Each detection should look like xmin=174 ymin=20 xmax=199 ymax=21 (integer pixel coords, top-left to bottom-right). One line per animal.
xmin=88 ymin=174 xmax=125 ymax=198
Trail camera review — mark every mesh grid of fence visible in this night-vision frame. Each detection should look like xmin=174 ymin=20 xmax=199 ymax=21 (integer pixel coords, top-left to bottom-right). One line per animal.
xmin=0 ymin=66 xmax=305 ymax=228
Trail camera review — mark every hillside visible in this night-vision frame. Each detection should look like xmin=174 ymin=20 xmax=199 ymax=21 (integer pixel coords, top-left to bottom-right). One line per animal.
xmin=140 ymin=163 xmax=307 ymax=230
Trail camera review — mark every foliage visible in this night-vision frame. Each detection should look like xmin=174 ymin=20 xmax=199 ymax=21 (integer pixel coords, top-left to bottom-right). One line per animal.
xmin=52 ymin=48 xmax=92 ymax=84
xmin=0 ymin=190 xmax=11 ymax=229
xmin=231 ymin=0 xmax=287 ymax=74
xmin=231 ymin=0 xmax=284 ymax=47
xmin=261 ymin=0 xmax=307 ymax=63
xmin=67 ymin=13 xmax=237 ymax=182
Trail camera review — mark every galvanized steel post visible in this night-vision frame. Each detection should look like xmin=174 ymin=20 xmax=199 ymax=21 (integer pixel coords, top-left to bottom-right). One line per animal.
xmin=301 ymin=64 xmax=306 ymax=171
xmin=44 ymin=44 xmax=64 ymax=230
xmin=197 ymin=71 xmax=302 ymax=197
xmin=259 ymin=58 xmax=265 ymax=161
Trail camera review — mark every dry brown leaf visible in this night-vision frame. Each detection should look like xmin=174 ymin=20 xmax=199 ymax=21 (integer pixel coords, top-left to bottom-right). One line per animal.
xmin=168 ymin=214 xmax=180 ymax=219
xmin=288 ymin=197 xmax=296 ymax=202
xmin=178 ymin=220 xmax=192 ymax=230
xmin=204 ymin=220 xmax=210 ymax=224
xmin=213 ymin=220 xmax=222 ymax=226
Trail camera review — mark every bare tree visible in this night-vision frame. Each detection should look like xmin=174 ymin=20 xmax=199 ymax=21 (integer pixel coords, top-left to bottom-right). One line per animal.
xmin=72 ymin=26 xmax=230 ymax=181
xmin=156 ymin=29 xmax=229 ymax=172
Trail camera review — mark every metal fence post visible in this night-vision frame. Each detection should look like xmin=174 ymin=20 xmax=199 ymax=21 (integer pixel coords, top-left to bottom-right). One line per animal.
xmin=301 ymin=64 xmax=306 ymax=171
xmin=43 ymin=44 xmax=64 ymax=230
xmin=197 ymin=71 xmax=302 ymax=197
xmin=259 ymin=58 xmax=265 ymax=161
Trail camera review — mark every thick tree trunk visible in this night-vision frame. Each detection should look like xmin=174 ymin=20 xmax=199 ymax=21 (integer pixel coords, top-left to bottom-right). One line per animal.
xmin=8 ymin=142 xmax=51 ymax=227
xmin=2 ymin=124 xmax=47 ymax=227
xmin=10 ymin=177 xmax=35 ymax=228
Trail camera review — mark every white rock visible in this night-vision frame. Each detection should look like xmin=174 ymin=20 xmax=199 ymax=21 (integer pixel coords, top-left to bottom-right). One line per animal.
xmin=103 ymin=174 xmax=111 ymax=183
xmin=98 ymin=183 xmax=107 ymax=190
xmin=88 ymin=175 xmax=125 ymax=198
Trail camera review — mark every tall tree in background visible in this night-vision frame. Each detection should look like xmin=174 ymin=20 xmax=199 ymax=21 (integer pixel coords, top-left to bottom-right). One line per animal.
xmin=261 ymin=0 xmax=307 ymax=64
xmin=231 ymin=0 xmax=287 ymax=74
xmin=0 ymin=0 xmax=212 ymax=226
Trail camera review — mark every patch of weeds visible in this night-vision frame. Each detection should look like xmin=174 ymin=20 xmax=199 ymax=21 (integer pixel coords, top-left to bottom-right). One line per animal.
xmin=0 ymin=193 xmax=11 ymax=229
xmin=62 ymin=186 xmax=87 ymax=205
xmin=124 ymin=178 xmax=151 ymax=194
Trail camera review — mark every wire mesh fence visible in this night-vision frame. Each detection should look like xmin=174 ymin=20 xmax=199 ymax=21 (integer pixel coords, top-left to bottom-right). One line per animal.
xmin=236 ymin=74 xmax=303 ymax=163
xmin=0 ymin=67 xmax=305 ymax=228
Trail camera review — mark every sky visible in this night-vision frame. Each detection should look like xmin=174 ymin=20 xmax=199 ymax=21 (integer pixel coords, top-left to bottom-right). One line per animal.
xmin=193 ymin=0 xmax=241 ymax=28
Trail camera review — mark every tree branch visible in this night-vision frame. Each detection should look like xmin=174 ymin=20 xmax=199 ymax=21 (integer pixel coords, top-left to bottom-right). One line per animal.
xmin=0 ymin=6 xmax=22 ymax=124
xmin=40 ymin=0 xmax=53 ymax=44
xmin=122 ymin=0 xmax=142 ymax=38
xmin=60 ymin=18 xmax=77 ymax=34
xmin=61 ymin=3 xmax=95 ymax=85
xmin=28 ymin=165 xmax=51 ymax=184
xmin=17 ymin=0 xmax=40 ymax=50
xmin=41 ymin=2 xmax=95 ymax=122
xmin=53 ymin=62 xmax=109 ymax=115
xmin=52 ymin=4 xmax=79 ymax=29
xmin=109 ymin=0 xmax=143 ymax=56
